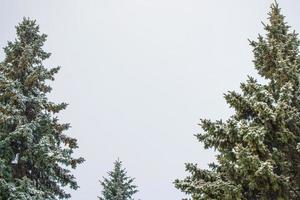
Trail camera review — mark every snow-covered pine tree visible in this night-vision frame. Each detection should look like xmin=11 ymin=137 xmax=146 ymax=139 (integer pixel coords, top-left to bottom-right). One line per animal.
xmin=98 ymin=159 xmax=138 ymax=200
xmin=175 ymin=2 xmax=300 ymax=200
xmin=0 ymin=18 xmax=84 ymax=199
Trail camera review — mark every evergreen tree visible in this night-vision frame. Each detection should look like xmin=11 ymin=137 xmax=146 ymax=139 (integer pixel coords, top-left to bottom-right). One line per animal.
xmin=99 ymin=159 xmax=138 ymax=200
xmin=0 ymin=18 xmax=84 ymax=199
xmin=175 ymin=3 xmax=300 ymax=200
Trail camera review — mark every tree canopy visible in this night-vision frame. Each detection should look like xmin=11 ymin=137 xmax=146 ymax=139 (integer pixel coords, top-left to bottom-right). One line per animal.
xmin=99 ymin=159 xmax=138 ymax=200
xmin=175 ymin=2 xmax=300 ymax=200
xmin=0 ymin=18 xmax=84 ymax=200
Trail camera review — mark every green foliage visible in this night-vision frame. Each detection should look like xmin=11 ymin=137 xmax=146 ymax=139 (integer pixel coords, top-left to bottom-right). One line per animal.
xmin=0 ymin=18 xmax=84 ymax=199
xmin=175 ymin=3 xmax=300 ymax=200
xmin=99 ymin=159 xmax=138 ymax=200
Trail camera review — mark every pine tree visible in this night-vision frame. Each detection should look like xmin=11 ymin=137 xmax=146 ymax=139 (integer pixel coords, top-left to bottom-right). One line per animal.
xmin=0 ymin=18 xmax=84 ymax=199
xmin=175 ymin=2 xmax=300 ymax=200
xmin=98 ymin=159 xmax=138 ymax=200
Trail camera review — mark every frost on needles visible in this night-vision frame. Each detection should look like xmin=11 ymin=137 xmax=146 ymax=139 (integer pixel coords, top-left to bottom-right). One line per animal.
xmin=175 ymin=3 xmax=300 ymax=200
xmin=98 ymin=159 xmax=138 ymax=200
xmin=0 ymin=18 xmax=84 ymax=199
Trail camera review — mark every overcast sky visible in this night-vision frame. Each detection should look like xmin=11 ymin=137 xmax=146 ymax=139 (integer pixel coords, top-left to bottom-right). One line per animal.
xmin=1 ymin=0 xmax=300 ymax=199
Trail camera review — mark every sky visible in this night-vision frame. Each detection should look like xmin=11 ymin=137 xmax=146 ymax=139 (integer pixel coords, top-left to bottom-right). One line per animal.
xmin=1 ymin=0 xmax=300 ymax=199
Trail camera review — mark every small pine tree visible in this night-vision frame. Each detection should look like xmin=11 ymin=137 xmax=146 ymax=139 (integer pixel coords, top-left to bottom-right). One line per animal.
xmin=175 ymin=2 xmax=300 ymax=200
xmin=0 ymin=18 xmax=84 ymax=199
xmin=98 ymin=159 xmax=138 ymax=200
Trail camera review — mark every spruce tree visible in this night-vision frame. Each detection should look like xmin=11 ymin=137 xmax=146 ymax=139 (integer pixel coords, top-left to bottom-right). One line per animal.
xmin=175 ymin=3 xmax=300 ymax=200
xmin=0 ymin=18 xmax=84 ymax=199
xmin=98 ymin=159 xmax=138 ymax=200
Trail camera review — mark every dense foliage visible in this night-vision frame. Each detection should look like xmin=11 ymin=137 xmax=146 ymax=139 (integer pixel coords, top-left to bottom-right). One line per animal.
xmin=99 ymin=160 xmax=138 ymax=200
xmin=0 ymin=18 xmax=84 ymax=199
xmin=175 ymin=3 xmax=300 ymax=200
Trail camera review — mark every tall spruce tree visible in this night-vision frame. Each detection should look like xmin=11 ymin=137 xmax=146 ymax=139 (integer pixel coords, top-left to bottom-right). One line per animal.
xmin=0 ymin=18 xmax=84 ymax=199
xmin=98 ymin=159 xmax=138 ymax=200
xmin=175 ymin=2 xmax=300 ymax=200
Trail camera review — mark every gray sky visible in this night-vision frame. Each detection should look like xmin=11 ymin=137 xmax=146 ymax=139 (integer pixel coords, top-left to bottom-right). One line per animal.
xmin=1 ymin=0 xmax=300 ymax=199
